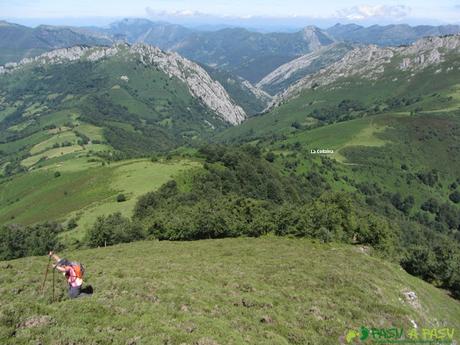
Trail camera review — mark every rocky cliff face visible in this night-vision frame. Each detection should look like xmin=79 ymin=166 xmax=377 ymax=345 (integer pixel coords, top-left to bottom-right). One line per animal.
xmin=257 ymin=43 xmax=353 ymax=95
xmin=0 ymin=43 xmax=246 ymax=125
xmin=274 ymin=35 xmax=460 ymax=105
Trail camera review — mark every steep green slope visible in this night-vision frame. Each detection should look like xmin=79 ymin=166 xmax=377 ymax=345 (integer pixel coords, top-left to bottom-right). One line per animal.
xmin=1 ymin=238 xmax=459 ymax=345
xmin=265 ymin=112 xmax=460 ymax=210
xmin=0 ymin=158 xmax=198 ymax=227
xmin=0 ymin=44 xmax=246 ymax=173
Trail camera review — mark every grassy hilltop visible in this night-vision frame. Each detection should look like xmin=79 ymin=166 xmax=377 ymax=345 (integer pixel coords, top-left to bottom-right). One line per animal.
xmin=1 ymin=237 xmax=459 ymax=345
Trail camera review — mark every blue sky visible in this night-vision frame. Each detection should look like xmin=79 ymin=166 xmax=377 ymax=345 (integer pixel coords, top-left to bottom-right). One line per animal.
xmin=1 ymin=0 xmax=460 ymax=28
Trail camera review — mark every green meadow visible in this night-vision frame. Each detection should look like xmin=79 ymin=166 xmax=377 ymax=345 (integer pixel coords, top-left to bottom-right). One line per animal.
xmin=0 ymin=159 xmax=200 ymax=240
xmin=1 ymin=237 xmax=459 ymax=345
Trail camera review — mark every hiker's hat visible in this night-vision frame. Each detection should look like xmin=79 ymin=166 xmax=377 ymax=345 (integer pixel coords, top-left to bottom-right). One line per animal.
xmin=57 ymin=258 xmax=71 ymax=266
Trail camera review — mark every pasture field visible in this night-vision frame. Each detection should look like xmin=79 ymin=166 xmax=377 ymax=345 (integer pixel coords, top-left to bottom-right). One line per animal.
xmin=0 ymin=159 xmax=200 ymax=238
xmin=1 ymin=237 xmax=459 ymax=345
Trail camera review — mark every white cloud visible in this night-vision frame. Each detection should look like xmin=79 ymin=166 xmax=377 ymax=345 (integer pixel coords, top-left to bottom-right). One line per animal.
xmin=146 ymin=7 xmax=211 ymax=18
xmin=337 ymin=4 xmax=410 ymax=21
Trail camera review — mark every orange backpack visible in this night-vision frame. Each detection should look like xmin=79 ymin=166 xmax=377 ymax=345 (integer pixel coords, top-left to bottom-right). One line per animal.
xmin=69 ymin=262 xmax=85 ymax=279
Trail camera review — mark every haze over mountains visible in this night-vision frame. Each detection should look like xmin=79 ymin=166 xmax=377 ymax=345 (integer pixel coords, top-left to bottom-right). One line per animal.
xmin=2 ymin=18 xmax=460 ymax=84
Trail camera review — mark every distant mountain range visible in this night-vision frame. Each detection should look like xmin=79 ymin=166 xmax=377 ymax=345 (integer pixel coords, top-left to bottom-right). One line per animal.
xmin=99 ymin=19 xmax=335 ymax=83
xmin=2 ymin=19 xmax=460 ymax=85
xmin=0 ymin=20 xmax=111 ymax=65
xmin=326 ymin=23 xmax=460 ymax=46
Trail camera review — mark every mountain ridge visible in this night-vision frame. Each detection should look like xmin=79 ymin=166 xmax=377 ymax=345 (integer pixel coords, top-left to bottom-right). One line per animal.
xmin=257 ymin=42 xmax=354 ymax=95
xmin=2 ymin=19 xmax=460 ymax=86
xmin=0 ymin=20 xmax=112 ymax=65
xmin=275 ymin=34 xmax=460 ymax=105
xmin=0 ymin=43 xmax=246 ymax=125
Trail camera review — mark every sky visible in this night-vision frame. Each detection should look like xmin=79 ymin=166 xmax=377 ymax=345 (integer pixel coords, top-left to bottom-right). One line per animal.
xmin=1 ymin=0 xmax=460 ymax=29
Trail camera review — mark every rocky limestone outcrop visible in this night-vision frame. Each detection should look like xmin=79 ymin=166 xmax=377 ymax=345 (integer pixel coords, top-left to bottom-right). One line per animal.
xmin=274 ymin=34 xmax=460 ymax=106
xmin=130 ymin=44 xmax=246 ymax=124
xmin=257 ymin=44 xmax=352 ymax=93
xmin=398 ymin=35 xmax=460 ymax=70
xmin=0 ymin=43 xmax=246 ymax=125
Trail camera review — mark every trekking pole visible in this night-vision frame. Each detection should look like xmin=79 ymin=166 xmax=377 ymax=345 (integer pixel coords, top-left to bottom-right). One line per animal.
xmin=52 ymin=264 xmax=55 ymax=302
xmin=40 ymin=255 xmax=52 ymax=295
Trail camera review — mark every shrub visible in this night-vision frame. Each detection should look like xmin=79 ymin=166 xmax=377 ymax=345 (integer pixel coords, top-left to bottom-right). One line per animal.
xmin=417 ymin=170 xmax=439 ymax=187
xmin=449 ymin=191 xmax=460 ymax=204
xmin=391 ymin=193 xmax=414 ymax=215
xmin=86 ymin=213 xmax=145 ymax=248
xmin=0 ymin=222 xmax=61 ymax=260
xmin=265 ymin=152 xmax=276 ymax=163
xmin=421 ymin=198 xmax=439 ymax=213
xmin=67 ymin=218 xmax=78 ymax=230
xmin=291 ymin=121 xmax=302 ymax=130
xmin=117 ymin=194 xmax=127 ymax=202
xmin=54 ymin=171 xmax=61 ymax=178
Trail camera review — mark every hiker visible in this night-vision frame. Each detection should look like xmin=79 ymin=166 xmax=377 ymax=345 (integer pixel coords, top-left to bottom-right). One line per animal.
xmin=48 ymin=251 xmax=91 ymax=299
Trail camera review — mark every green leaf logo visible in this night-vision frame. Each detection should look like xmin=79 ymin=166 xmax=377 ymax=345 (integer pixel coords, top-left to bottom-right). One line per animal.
xmin=346 ymin=330 xmax=360 ymax=343
xmin=360 ymin=326 xmax=370 ymax=341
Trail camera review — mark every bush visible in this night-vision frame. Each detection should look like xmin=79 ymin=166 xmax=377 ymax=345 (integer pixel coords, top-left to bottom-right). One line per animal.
xmin=265 ymin=152 xmax=276 ymax=163
xmin=421 ymin=198 xmax=439 ymax=213
xmin=54 ymin=171 xmax=61 ymax=178
xmin=391 ymin=193 xmax=414 ymax=215
xmin=147 ymin=197 xmax=274 ymax=241
xmin=291 ymin=121 xmax=302 ymax=130
xmin=417 ymin=170 xmax=439 ymax=187
xmin=86 ymin=213 xmax=145 ymax=248
xmin=67 ymin=218 xmax=78 ymax=230
xmin=117 ymin=194 xmax=127 ymax=202
xmin=0 ymin=223 xmax=61 ymax=260
xmin=449 ymin=191 xmax=460 ymax=204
